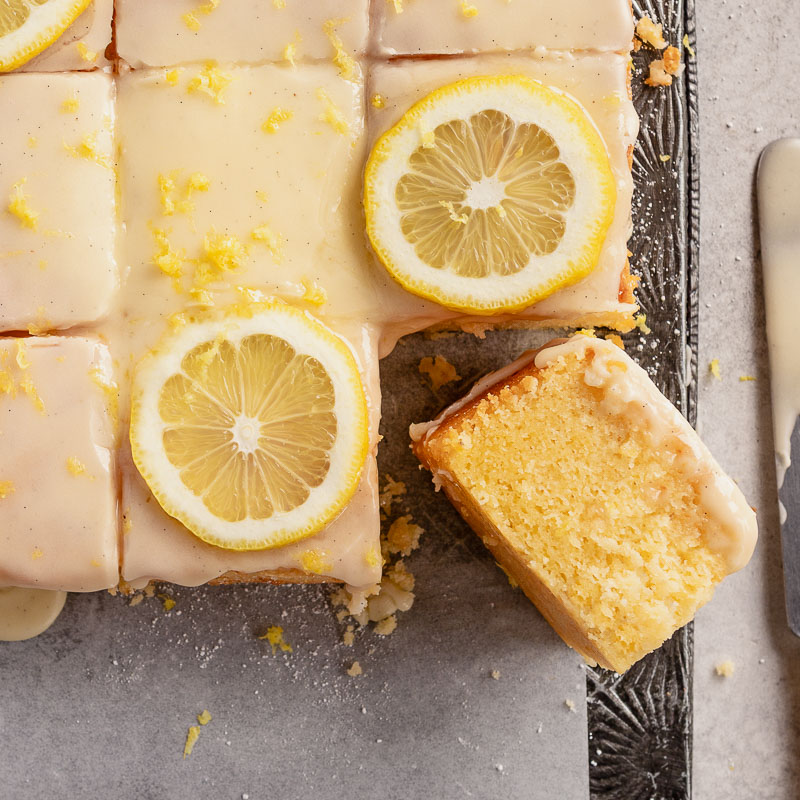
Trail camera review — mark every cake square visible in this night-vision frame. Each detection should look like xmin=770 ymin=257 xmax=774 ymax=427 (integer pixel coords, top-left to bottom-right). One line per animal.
xmin=115 ymin=0 xmax=368 ymax=68
xmin=412 ymin=336 xmax=757 ymax=672
xmin=373 ymin=0 xmax=634 ymax=56
xmin=120 ymin=318 xmax=383 ymax=590
xmin=0 ymin=72 xmax=117 ymax=333
xmin=0 ymin=336 xmax=119 ymax=592
xmin=17 ymin=0 xmax=113 ymax=72
xmin=367 ymin=53 xmax=639 ymax=335
xmin=116 ymin=62 xmax=379 ymax=333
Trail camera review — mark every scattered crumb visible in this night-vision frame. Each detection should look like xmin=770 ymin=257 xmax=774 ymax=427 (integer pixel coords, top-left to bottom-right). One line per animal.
xmin=565 ymin=699 xmax=576 ymax=713
xmin=183 ymin=726 xmax=201 ymax=759
xmin=660 ymin=154 xmax=671 ymax=162
xmin=197 ymin=709 xmax=212 ymax=726
xmin=379 ymin=474 xmax=407 ymax=515
xmin=342 ymin=625 xmax=355 ymax=647
xmin=419 ymin=355 xmax=461 ymax=391
xmin=128 ymin=594 xmax=144 ymax=607
xmin=385 ymin=515 xmax=424 ymax=557
xmin=663 ymin=46 xmax=683 ymax=76
xmin=374 ymin=614 xmax=397 ymax=636
xmin=739 ymin=375 xmax=756 ymax=382
xmin=76 ymin=42 xmax=98 ymax=63
xmin=259 ymin=625 xmax=293 ymax=655
xmin=490 ymin=670 xmax=501 ymax=680
xmin=346 ymin=661 xmax=363 ymax=677
xmin=715 ymin=660 xmax=735 ymax=677
xmin=635 ymin=17 xmax=667 ymax=49
xmin=709 ymin=358 xmax=721 ymax=379
xmin=605 ymin=333 xmax=625 ymax=350
xmin=645 ymin=60 xmax=673 ymax=87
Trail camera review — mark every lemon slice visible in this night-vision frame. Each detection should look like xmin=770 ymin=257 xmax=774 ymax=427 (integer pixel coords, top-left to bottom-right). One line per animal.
xmin=0 ymin=0 xmax=92 ymax=72
xmin=364 ymin=75 xmax=617 ymax=315
xmin=130 ymin=304 xmax=370 ymax=552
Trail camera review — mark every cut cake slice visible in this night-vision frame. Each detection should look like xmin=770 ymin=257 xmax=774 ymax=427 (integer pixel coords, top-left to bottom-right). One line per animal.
xmin=411 ymin=335 xmax=757 ymax=672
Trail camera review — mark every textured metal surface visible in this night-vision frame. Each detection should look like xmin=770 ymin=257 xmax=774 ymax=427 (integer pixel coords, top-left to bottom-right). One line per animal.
xmin=587 ymin=0 xmax=699 ymax=798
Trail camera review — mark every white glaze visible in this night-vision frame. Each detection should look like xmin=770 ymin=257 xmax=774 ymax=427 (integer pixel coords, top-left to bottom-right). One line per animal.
xmin=0 ymin=588 xmax=66 ymax=642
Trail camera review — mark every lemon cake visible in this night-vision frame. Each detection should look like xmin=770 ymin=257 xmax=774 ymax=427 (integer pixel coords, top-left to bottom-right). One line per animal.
xmin=115 ymin=2 xmax=369 ymax=69
xmin=366 ymin=53 xmax=639 ymax=342
xmin=411 ymin=335 xmax=758 ymax=673
xmin=373 ymin=0 xmax=635 ymax=56
xmin=0 ymin=336 xmax=119 ymax=592
xmin=0 ymin=1 xmax=650 ymax=638
xmin=0 ymin=71 xmax=116 ymax=332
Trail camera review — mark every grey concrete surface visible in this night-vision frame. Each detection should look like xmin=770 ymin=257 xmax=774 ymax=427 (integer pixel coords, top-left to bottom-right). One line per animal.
xmin=693 ymin=1 xmax=800 ymax=797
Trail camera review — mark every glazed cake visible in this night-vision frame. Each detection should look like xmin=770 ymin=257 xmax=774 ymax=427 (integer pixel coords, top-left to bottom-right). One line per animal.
xmin=0 ymin=1 xmax=646 ymax=635
xmin=0 ymin=337 xmax=118 ymax=592
xmin=0 ymin=72 xmax=116 ymax=332
xmin=411 ymin=336 xmax=758 ymax=672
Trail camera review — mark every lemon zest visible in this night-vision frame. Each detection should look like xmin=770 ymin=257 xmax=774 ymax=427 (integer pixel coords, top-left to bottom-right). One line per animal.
xmin=259 ymin=625 xmax=293 ymax=654
xmin=316 ymin=88 xmax=349 ymax=135
xmin=187 ymin=62 xmax=233 ymax=105
xmin=709 ymin=359 xmax=721 ymax=379
xmin=300 ymin=549 xmax=332 ymax=574
xmin=0 ymin=480 xmax=15 ymax=499
xmin=66 ymin=456 xmax=87 ymax=477
xmin=251 ymin=224 xmax=283 ymax=261
xmin=61 ymin=94 xmax=80 ymax=113
xmin=262 ymin=107 xmax=293 ymax=134
xmin=371 ymin=93 xmax=386 ymax=109
xmin=64 ymin=131 xmax=112 ymax=169
xmin=183 ymin=726 xmax=201 ymax=759
xmin=7 ymin=179 xmax=39 ymax=230
xmin=76 ymin=42 xmax=98 ymax=63
xmin=300 ymin=278 xmax=327 ymax=306
xmin=323 ymin=18 xmax=357 ymax=81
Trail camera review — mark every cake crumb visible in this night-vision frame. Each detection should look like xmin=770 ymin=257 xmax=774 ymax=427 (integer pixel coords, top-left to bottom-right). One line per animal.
xmin=565 ymin=699 xmax=576 ymax=713
xmin=374 ymin=614 xmax=397 ymax=636
xmin=709 ymin=359 xmax=721 ymax=379
xmin=346 ymin=661 xmax=363 ymax=677
xmin=635 ymin=17 xmax=667 ymax=49
xmin=605 ymin=334 xmax=625 ymax=350
xmin=490 ymin=669 xmax=501 ymax=680
xmin=645 ymin=60 xmax=673 ymax=88
xmin=379 ymin=474 xmax=406 ymax=515
xmin=660 ymin=154 xmax=671 ymax=162
xmin=419 ymin=355 xmax=461 ymax=391
xmin=128 ymin=594 xmax=144 ymax=607
xmin=663 ymin=46 xmax=683 ymax=76
xmin=386 ymin=515 xmax=424 ymax=557
xmin=715 ymin=660 xmax=735 ymax=677
xmin=343 ymin=625 xmax=355 ymax=646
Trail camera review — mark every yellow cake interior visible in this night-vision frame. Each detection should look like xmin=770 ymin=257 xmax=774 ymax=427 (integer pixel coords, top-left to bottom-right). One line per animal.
xmin=418 ymin=348 xmax=728 ymax=672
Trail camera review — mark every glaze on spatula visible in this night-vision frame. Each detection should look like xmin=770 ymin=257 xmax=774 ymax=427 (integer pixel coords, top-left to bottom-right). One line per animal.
xmin=758 ymin=138 xmax=800 ymax=637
